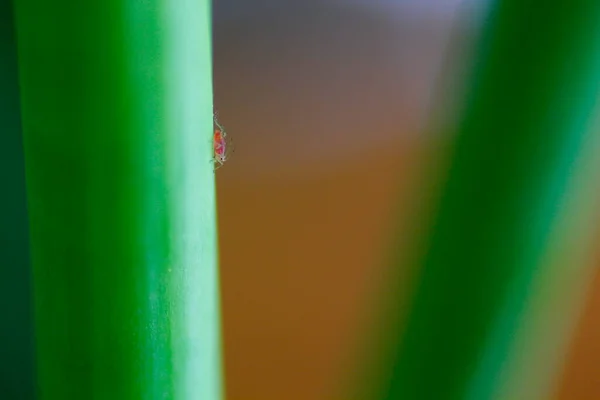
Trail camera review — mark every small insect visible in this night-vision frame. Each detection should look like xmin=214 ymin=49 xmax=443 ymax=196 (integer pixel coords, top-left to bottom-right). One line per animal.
xmin=212 ymin=112 xmax=234 ymax=171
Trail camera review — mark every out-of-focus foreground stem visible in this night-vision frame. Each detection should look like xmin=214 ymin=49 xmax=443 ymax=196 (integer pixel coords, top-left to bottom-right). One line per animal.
xmin=362 ymin=0 xmax=600 ymax=399
xmin=13 ymin=0 xmax=223 ymax=399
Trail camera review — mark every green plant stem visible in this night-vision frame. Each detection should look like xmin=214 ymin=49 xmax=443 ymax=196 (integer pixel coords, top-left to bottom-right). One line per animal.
xmin=365 ymin=0 xmax=600 ymax=399
xmin=13 ymin=0 xmax=222 ymax=399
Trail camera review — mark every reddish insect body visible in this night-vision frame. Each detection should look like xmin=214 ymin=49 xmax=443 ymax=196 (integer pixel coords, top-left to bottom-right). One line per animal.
xmin=212 ymin=113 xmax=233 ymax=171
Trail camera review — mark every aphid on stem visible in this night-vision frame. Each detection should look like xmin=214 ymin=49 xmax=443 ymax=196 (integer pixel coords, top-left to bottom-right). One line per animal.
xmin=212 ymin=111 xmax=235 ymax=172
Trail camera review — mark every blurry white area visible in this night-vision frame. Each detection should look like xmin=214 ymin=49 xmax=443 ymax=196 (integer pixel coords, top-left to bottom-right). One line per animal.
xmin=212 ymin=0 xmax=489 ymax=176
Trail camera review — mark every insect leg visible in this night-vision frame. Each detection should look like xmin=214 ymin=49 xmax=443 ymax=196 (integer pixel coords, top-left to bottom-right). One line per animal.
xmin=213 ymin=112 xmax=226 ymax=135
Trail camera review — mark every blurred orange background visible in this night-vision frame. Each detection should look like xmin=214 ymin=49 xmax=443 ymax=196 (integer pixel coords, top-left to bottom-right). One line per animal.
xmin=212 ymin=1 xmax=600 ymax=399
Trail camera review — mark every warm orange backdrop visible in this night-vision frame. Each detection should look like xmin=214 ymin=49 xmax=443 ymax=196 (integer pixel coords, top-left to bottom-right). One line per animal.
xmin=213 ymin=3 xmax=600 ymax=399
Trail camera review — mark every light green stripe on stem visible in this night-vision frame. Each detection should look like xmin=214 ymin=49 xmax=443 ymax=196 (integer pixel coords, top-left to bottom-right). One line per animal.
xmin=162 ymin=1 xmax=223 ymax=399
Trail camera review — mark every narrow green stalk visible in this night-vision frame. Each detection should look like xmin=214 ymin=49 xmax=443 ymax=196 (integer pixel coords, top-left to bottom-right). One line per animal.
xmin=361 ymin=0 xmax=600 ymax=399
xmin=13 ymin=0 xmax=222 ymax=399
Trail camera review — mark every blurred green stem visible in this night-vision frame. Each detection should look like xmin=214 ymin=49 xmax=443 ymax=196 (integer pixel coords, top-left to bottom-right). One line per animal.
xmin=364 ymin=0 xmax=600 ymax=399
xmin=14 ymin=0 xmax=222 ymax=399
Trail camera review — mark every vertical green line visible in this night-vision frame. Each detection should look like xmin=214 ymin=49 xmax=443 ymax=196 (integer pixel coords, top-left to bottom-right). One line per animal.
xmin=13 ymin=0 xmax=221 ymax=398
